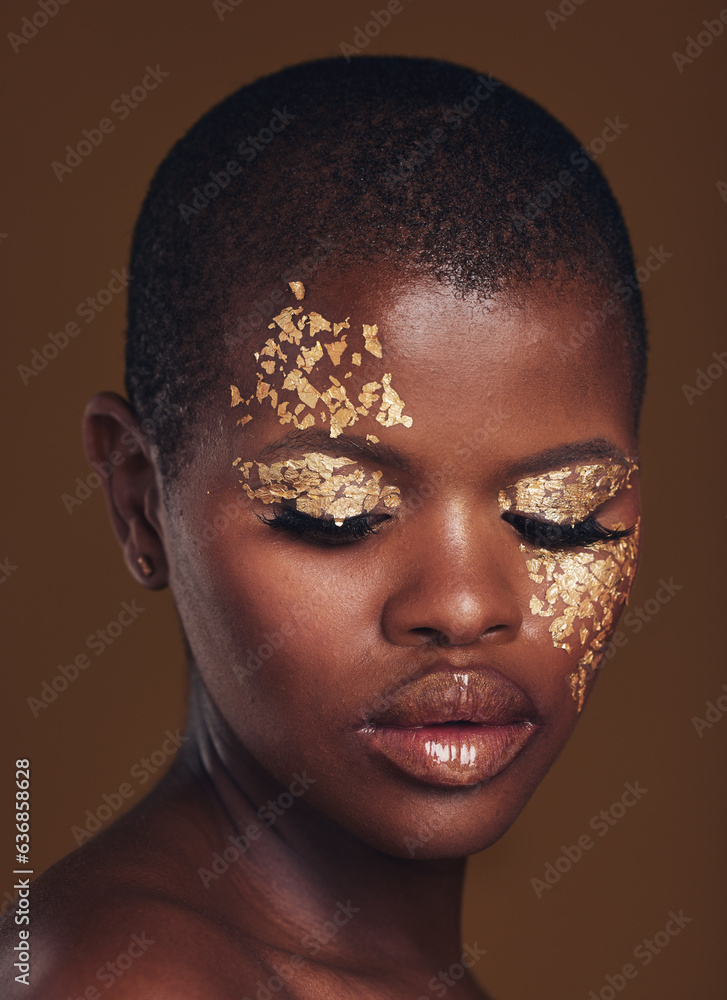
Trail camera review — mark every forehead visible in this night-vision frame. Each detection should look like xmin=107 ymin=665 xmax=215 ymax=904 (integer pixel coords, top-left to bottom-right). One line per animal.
xmin=221 ymin=270 xmax=635 ymax=473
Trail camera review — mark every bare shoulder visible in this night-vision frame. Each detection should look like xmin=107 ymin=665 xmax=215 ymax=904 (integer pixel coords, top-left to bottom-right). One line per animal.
xmin=0 ymin=848 xmax=255 ymax=998
xmin=0 ymin=895 xmax=224 ymax=999
xmin=0 ymin=778 xmax=276 ymax=999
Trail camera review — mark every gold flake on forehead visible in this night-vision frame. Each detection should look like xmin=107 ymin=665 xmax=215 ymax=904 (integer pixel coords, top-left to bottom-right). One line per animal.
xmin=282 ymin=369 xmax=320 ymax=409
xmin=230 ymin=282 xmax=413 ymax=437
xmin=238 ymin=452 xmax=401 ymax=523
xmin=323 ymin=337 xmax=348 ymax=365
xmin=296 ymin=341 xmax=324 ymax=374
xmin=498 ymin=461 xmax=637 ymax=524
xmin=357 ymin=381 xmax=381 ymax=415
xmin=376 ymin=373 xmax=413 ymax=429
xmin=307 ymin=312 xmax=332 ymax=338
xmin=269 ymin=306 xmax=304 ymax=345
xmin=363 ymin=324 xmax=382 ymax=357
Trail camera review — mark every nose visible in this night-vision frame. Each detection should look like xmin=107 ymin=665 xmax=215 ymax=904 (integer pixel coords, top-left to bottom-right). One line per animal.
xmin=381 ymin=503 xmax=523 ymax=648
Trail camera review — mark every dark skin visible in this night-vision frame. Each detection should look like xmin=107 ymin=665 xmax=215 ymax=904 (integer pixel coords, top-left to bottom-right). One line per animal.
xmin=0 ymin=268 xmax=641 ymax=998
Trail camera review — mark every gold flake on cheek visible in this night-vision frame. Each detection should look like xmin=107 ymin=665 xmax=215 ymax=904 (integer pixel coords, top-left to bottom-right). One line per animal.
xmin=230 ymin=285 xmax=412 ymax=437
xmin=237 ymin=451 xmax=401 ymax=521
xmin=521 ymin=523 xmax=640 ymax=713
xmin=500 ymin=461 xmax=640 ymax=711
xmin=532 ymin=522 xmax=639 ymax=712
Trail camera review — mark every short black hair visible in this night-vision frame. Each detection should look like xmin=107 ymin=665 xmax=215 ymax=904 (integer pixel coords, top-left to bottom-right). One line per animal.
xmin=125 ymin=55 xmax=647 ymax=478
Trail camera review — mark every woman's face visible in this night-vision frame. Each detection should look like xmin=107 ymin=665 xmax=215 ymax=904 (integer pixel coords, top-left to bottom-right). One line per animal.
xmin=162 ymin=269 xmax=641 ymax=858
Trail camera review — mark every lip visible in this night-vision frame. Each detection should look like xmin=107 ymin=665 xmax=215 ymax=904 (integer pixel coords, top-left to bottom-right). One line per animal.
xmin=357 ymin=664 xmax=539 ymax=788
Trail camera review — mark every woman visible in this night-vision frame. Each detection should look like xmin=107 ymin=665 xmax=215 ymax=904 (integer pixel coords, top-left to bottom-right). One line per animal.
xmin=0 ymin=56 xmax=645 ymax=998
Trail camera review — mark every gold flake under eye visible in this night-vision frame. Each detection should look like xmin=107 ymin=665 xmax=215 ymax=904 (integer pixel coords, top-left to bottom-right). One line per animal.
xmin=500 ymin=460 xmax=640 ymax=712
xmin=524 ymin=526 xmax=640 ymax=711
xmin=229 ymin=282 xmax=413 ymax=439
xmin=236 ymin=452 xmax=401 ymax=523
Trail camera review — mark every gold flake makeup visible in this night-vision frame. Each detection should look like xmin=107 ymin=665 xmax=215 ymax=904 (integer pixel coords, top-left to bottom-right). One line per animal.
xmin=229 ymin=280 xmax=413 ymax=439
xmin=498 ymin=462 xmax=635 ymax=525
xmin=499 ymin=461 xmax=640 ymax=711
xmin=234 ymin=452 xmax=401 ymax=524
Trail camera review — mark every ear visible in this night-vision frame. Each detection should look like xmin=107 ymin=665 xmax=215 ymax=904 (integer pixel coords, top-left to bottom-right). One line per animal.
xmin=82 ymin=391 xmax=169 ymax=590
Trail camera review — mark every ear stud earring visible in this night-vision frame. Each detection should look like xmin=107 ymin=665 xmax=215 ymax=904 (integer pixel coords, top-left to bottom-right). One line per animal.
xmin=137 ymin=555 xmax=154 ymax=578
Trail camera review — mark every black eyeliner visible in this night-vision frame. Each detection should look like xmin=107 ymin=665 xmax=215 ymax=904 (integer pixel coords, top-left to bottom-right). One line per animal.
xmin=502 ymin=512 xmax=634 ymax=549
xmin=257 ymin=506 xmax=385 ymax=544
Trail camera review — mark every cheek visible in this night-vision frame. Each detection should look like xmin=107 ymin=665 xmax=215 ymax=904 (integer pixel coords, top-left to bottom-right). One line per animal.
xmin=521 ymin=527 xmax=641 ymax=711
xmin=195 ymin=547 xmax=387 ymax=790
xmin=184 ymin=536 xmax=375 ymax=719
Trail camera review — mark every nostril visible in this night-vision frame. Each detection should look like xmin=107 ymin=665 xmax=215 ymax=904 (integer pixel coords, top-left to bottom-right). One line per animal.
xmin=409 ymin=627 xmax=441 ymax=641
xmin=483 ymin=623 xmax=508 ymax=635
xmin=434 ymin=623 xmax=510 ymax=646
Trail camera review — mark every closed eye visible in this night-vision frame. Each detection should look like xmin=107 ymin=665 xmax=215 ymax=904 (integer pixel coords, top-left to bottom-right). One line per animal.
xmin=502 ymin=511 xmax=634 ymax=549
xmin=257 ymin=505 xmax=390 ymax=546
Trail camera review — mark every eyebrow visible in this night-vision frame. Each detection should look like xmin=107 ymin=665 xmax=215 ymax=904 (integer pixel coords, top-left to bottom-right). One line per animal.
xmin=501 ymin=439 xmax=630 ymax=480
xmin=255 ymin=430 xmax=628 ymax=481
xmin=256 ymin=427 xmax=415 ymax=472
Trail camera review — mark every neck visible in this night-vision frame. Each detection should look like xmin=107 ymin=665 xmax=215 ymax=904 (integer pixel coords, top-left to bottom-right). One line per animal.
xmin=181 ymin=671 xmax=468 ymax=975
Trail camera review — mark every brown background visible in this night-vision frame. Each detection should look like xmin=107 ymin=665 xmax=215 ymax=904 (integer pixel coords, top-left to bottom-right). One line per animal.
xmin=1 ymin=0 xmax=725 ymax=996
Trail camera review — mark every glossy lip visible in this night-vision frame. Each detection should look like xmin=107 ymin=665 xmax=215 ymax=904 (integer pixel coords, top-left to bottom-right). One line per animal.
xmin=357 ymin=664 xmax=539 ymax=788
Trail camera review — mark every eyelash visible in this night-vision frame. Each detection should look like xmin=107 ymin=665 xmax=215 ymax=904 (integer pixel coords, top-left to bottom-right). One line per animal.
xmin=501 ymin=511 xmax=634 ymax=550
xmin=256 ymin=504 xmax=634 ymax=550
xmin=257 ymin=506 xmax=387 ymax=545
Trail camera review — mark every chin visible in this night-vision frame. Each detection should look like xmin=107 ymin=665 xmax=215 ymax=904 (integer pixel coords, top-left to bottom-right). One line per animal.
xmin=326 ymin=765 xmax=548 ymax=860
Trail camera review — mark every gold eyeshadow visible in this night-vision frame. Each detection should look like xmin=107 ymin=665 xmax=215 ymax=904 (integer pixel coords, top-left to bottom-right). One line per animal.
xmin=234 ymin=452 xmax=401 ymax=524
xmin=498 ymin=461 xmax=637 ymax=524
xmin=500 ymin=461 xmax=640 ymax=711
xmin=229 ymin=281 xmax=413 ymax=439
